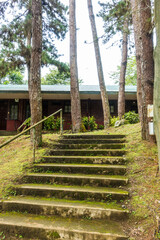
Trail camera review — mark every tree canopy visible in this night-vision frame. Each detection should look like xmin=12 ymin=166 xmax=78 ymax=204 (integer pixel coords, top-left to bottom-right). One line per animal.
xmin=0 ymin=0 xmax=68 ymax=78
xmin=109 ymin=56 xmax=137 ymax=85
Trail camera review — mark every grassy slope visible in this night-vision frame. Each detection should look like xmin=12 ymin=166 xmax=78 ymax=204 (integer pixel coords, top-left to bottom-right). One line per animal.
xmin=0 ymin=125 xmax=160 ymax=239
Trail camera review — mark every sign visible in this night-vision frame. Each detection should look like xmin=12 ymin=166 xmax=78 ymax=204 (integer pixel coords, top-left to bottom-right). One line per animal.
xmin=147 ymin=105 xmax=153 ymax=118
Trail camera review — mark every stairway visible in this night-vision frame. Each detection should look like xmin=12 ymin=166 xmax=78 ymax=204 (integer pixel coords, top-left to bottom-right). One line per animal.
xmin=0 ymin=134 xmax=129 ymax=240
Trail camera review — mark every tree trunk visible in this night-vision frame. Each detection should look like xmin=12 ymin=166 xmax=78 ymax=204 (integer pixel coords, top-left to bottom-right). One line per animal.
xmin=29 ymin=0 xmax=42 ymax=146
xmin=131 ymin=0 xmax=143 ymax=121
xmin=154 ymin=0 xmax=160 ymax=169
xmin=27 ymin=30 xmax=31 ymax=83
xmin=87 ymin=0 xmax=110 ymax=129
xmin=131 ymin=0 xmax=154 ymax=142
xmin=118 ymin=18 xmax=128 ymax=119
xmin=139 ymin=0 xmax=154 ymax=141
xmin=69 ymin=0 xmax=81 ymax=133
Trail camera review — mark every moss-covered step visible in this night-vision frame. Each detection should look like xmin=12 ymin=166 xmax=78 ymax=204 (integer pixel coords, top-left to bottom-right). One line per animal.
xmin=33 ymin=163 xmax=127 ymax=175
xmin=53 ymin=143 xmax=125 ymax=150
xmin=23 ymin=173 xmax=128 ymax=187
xmin=42 ymin=156 xmax=127 ymax=165
xmin=62 ymin=134 xmax=126 ymax=139
xmin=0 ymin=212 xmax=128 ymax=240
xmin=1 ymin=196 xmax=129 ymax=220
xmin=58 ymin=139 xmax=126 ymax=144
xmin=49 ymin=149 xmax=126 ymax=156
xmin=14 ymin=184 xmax=128 ymax=201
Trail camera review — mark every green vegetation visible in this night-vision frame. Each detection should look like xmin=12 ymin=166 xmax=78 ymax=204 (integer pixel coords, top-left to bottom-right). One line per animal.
xmin=0 ymin=123 xmax=159 ymax=239
xmin=0 ymin=134 xmax=59 ymax=199
xmin=82 ymin=116 xmax=98 ymax=131
xmin=124 ymin=111 xmax=139 ymax=124
xmin=109 ymin=56 xmax=137 ymax=86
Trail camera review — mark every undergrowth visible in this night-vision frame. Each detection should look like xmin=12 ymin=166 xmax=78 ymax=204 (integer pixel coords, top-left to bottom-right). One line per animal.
xmin=0 ymin=123 xmax=159 ymax=239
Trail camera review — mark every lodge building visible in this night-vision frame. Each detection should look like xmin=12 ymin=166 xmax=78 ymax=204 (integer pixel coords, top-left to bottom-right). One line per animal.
xmin=0 ymin=85 xmax=137 ymax=131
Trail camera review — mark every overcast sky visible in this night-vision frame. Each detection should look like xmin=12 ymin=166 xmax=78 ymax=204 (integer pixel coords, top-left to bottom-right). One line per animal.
xmin=52 ymin=0 xmax=122 ymax=85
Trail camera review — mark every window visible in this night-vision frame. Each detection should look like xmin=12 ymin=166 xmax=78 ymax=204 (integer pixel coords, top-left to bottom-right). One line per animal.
xmin=64 ymin=104 xmax=71 ymax=113
xmin=26 ymin=104 xmax=30 ymax=119
xmin=10 ymin=104 xmax=18 ymax=120
xmin=110 ymin=105 xmax=115 ymax=114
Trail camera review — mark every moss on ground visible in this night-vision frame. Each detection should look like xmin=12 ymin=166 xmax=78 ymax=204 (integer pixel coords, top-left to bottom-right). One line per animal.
xmin=0 ymin=124 xmax=160 ymax=239
xmin=0 ymin=134 xmax=59 ymax=199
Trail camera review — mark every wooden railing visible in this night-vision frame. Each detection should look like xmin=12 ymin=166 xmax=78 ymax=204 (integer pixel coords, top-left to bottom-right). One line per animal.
xmin=0 ymin=108 xmax=63 ymax=161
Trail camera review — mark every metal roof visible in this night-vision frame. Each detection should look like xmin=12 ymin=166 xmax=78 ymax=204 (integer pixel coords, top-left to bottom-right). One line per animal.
xmin=0 ymin=84 xmax=137 ymax=94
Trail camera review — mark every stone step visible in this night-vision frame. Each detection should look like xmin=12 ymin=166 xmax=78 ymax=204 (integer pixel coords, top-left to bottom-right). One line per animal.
xmin=53 ymin=143 xmax=125 ymax=150
xmin=1 ymin=196 xmax=129 ymax=220
xmin=23 ymin=173 xmax=128 ymax=187
xmin=14 ymin=184 xmax=129 ymax=201
xmin=62 ymin=134 xmax=126 ymax=139
xmin=42 ymin=156 xmax=127 ymax=165
xmin=0 ymin=212 xmax=128 ymax=240
xmin=33 ymin=163 xmax=127 ymax=175
xmin=58 ymin=139 xmax=126 ymax=144
xmin=49 ymin=149 xmax=126 ymax=156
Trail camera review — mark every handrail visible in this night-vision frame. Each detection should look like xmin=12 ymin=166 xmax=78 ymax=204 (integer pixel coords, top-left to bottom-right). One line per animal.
xmin=17 ymin=118 xmax=29 ymax=132
xmin=0 ymin=108 xmax=63 ymax=161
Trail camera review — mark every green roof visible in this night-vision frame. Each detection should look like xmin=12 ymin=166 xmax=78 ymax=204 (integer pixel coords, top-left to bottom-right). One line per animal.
xmin=0 ymin=85 xmax=137 ymax=94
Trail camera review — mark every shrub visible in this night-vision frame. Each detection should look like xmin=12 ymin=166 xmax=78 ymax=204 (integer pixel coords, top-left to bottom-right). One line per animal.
xmin=89 ymin=116 xmax=97 ymax=131
xmin=82 ymin=116 xmax=89 ymax=130
xmin=98 ymin=124 xmax=104 ymax=130
xmin=82 ymin=116 xmax=97 ymax=131
xmin=124 ymin=111 xmax=139 ymax=124
xmin=43 ymin=116 xmax=64 ymax=131
xmin=24 ymin=117 xmax=31 ymax=128
xmin=43 ymin=116 xmax=55 ymax=130
xmin=110 ymin=116 xmax=119 ymax=126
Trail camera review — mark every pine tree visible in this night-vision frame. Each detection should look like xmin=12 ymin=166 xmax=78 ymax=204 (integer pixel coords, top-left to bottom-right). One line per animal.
xmin=87 ymin=0 xmax=110 ymax=128
xmin=69 ymin=0 xmax=81 ymax=132
xmin=98 ymin=0 xmax=131 ymax=119
xmin=0 ymin=0 xmax=68 ymax=79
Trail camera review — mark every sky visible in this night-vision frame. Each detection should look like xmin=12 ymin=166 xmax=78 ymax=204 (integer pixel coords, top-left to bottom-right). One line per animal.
xmin=0 ymin=0 xmax=122 ymax=85
xmin=51 ymin=0 xmax=122 ymax=85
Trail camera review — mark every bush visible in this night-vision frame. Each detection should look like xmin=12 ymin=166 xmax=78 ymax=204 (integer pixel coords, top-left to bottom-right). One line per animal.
xmin=124 ymin=111 xmax=139 ymax=124
xmin=82 ymin=116 xmax=97 ymax=131
xmin=43 ymin=116 xmax=64 ymax=131
xmin=24 ymin=117 xmax=31 ymax=128
xmin=110 ymin=116 xmax=120 ymax=126
xmin=98 ymin=124 xmax=104 ymax=130
xmin=43 ymin=116 xmax=55 ymax=130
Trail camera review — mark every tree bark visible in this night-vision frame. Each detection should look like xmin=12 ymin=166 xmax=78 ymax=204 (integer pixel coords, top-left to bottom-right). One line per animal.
xmin=139 ymin=0 xmax=154 ymax=141
xmin=131 ymin=0 xmax=154 ymax=142
xmin=131 ymin=0 xmax=143 ymax=121
xmin=87 ymin=0 xmax=110 ymax=129
xmin=118 ymin=18 xmax=128 ymax=119
xmin=69 ymin=0 xmax=81 ymax=133
xmin=154 ymin=0 xmax=160 ymax=169
xmin=29 ymin=0 xmax=42 ymax=146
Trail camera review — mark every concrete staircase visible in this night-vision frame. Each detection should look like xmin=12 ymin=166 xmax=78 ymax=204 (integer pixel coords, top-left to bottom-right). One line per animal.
xmin=0 ymin=134 xmax=129 ymax=240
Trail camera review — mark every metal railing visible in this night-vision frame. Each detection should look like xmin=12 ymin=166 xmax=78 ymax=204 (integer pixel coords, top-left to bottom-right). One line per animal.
xmin=0 ymin=108 xmax=63 ymax=162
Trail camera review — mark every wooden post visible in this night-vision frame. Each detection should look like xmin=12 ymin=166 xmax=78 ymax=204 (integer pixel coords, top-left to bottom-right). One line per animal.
xmin=60 ymin=110 xmax=63 ymax=135
xmin=33 ymin=127 xmax=36 ymax=162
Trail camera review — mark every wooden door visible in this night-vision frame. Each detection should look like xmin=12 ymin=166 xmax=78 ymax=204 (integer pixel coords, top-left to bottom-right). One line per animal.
xmin=0 ymin=100 xmax=8 ymax=130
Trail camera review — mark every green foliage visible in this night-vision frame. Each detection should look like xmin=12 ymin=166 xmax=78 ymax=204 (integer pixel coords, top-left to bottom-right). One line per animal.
xmin=110 ymin=116 xmax=120 ymax=126
xmin=82 ymin=116 xmax=97 ymax=131
xmin=0 ymin=0 xmax=68 ymax=78
xmin=41 ymin=65 xmax=70 ymax=85
xmin=109 ymin=56 xmax=137 ymax=85
xmin=0 ymin=69 xmax=24 ymax=85
xmin=98 ymin=0 xmax=131 ymax=44
xmin=98 ymin=124 xmax=104 ymax=130
xmin=24 ymin=117 xmax=31 ymax=128
xmin=124 ymin=111 xmax=139 ymax=124
xmin=43 ymin=116 xmax=63 ymax=131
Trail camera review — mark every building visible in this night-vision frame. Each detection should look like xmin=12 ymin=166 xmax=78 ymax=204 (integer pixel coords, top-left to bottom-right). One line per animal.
xmin=0 ymin=85 xmax=137 ymax=131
